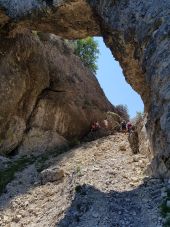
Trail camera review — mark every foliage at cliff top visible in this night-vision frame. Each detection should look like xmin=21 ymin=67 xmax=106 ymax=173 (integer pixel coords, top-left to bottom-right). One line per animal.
xmin=74 ymin=37 xmax=99 ymax=74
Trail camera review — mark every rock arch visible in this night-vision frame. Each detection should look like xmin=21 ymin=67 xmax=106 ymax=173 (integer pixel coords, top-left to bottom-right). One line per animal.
xmin=0 ymin=0 xmax=170 ymax=177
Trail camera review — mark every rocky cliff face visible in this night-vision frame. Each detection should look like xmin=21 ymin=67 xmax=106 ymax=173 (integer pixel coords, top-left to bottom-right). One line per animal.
xmin=0 ymin=32 xmax=113 ymax=155
xmin=128 ymin=114 xmax=151 ymax=158
xmin=137 ymin=115 xmax=152 ymax=158
xmin=88 ymin=0 xmax=170 ymax=177
xmin=0 ymin=0 xmax=170 ymax=176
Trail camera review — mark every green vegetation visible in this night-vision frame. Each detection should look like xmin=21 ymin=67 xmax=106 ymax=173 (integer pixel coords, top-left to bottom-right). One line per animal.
xmin=160 ymin=189 xmax=170 ymax=226
xmin=74 ymin=37 xmax=99 ymax=74
xmin=164 ymin=218 xmax=170 ymax=227
xmin=76 ymin=165 xmax=82 ymax=177
xmin=0 ymin=156 xmax=35 ymax=194
xmin=68 ymin=138 xmax=80 ymax=148
xmin=0 ymin=145 xmax=70 ymax=195
xmin=35 ymin=155 xmax=49 ymax=172
xmin=0 ymin=134 xmax=83 ymax=195
xmin=35 ymin=145 xmax=69 ymax=172
xmin=75 ymin=185 xmax=83 ymax=193
xmin=160 ymin=201 xmax=170 ymax=217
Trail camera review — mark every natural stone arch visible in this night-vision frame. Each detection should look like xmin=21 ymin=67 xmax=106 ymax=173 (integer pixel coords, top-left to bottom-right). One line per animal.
xmin=0 ymin=0 xmax=170 ymax=177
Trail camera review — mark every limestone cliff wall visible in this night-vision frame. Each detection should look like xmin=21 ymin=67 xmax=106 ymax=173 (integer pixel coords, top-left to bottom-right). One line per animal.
xmin=128 ymin=114 xmax=151 ymax=157
xmin=137 ymin=115 xmax=151 ymax=158
xmin=89 ymin=0 xmax=170 ymax=177
xmin=0 ymin=0 xmax=170 ymax=176
xmin=0 ymin=32 xmax=113 ymax=155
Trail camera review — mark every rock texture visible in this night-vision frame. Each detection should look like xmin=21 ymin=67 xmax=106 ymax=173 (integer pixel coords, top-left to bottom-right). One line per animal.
xmin=88 ymin=0 xmax=170 ymax=177
xmin=0 ymin=32 xmax=50 ymax=154
xmin=129 ymin=114 xmax=151 ymax=156
xmin=0 ymin=8 xmax=9 ymax=28
xmin=0 ymin=32 xmax=113 ymax=155
xmin=40 ymin=167 xmax=64 ymax=185
xmin=0 ymin=0 xmax=170 ymax=176
xmin=0 ymin=133 xmax=164 ymax=226
xmin=128 ymin=130 xmax=139 ymax=155
xmin=0 ymin=0 xmax=100 ymax=39
xmin=136 ymin=115 xmax=152 ymax=157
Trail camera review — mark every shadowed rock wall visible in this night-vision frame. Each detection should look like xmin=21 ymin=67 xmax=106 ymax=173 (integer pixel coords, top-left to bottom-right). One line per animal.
xmin=0 ymin=0 xmax=170 ymax=176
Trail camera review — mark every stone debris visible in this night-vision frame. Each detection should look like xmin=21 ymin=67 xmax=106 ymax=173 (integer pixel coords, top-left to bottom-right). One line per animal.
xmin=40 ymin=168 xmax=65 ymax=185
xmin=119 ymin=144 xmax=126 ymax=151
xmin=0 ymin=133 xmax=165 ymax=226
xmin=0 ymin=156 xmax=11 ymax=170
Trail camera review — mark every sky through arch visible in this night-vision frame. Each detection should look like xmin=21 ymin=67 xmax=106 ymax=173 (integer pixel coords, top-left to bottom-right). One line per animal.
xmin=95 ymin=37 xmax=144 ymax=118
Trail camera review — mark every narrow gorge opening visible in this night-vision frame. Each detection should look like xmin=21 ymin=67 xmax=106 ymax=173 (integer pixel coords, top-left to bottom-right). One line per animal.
xmin=0 ymin=1 xmax=170 ymax=225
xmin=95 ymin=37 xmax=144 ymax=119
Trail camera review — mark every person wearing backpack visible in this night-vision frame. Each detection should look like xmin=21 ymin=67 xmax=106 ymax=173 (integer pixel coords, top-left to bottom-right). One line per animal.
xmin=127 ymin=121 xmax=132 ymax=134
xmin=121 ymin=120 xmax=127 ymax=133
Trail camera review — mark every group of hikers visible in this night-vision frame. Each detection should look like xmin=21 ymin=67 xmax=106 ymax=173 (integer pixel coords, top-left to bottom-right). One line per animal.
xmin=90 ymin=119 xmax=133 ymax=134
xmin=90 ymin=120 xmax=107 ymax=132
xmin=120 ymin=120 xmax=133 ymax=134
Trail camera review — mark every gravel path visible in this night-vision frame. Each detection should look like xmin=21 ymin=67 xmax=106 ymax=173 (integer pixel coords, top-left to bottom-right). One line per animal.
xmin=0 ymin=133 xmax=164 ymax=226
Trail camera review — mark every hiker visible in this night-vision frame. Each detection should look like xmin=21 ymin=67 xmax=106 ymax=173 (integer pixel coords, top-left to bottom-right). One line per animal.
xmin=91 ymin=121 xmax=100 ymax=132
xmin=127 ymin=121 xmax=132 ymax=134
xmin=121 ymin=120 xmax=126 ymax=133
xmin=103 ymin=118 xmax=108 ymax=129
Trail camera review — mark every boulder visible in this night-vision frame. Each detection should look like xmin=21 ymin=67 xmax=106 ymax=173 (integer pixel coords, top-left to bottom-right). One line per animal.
xmin=128 ymin=130 xmax=139 ymax=155
xmin=40 ymin=167 xmax=64 ymax=184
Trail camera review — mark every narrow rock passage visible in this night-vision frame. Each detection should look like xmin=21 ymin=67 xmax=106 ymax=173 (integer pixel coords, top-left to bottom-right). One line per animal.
xmin=0 ymin=134 xmax=164 ymax=226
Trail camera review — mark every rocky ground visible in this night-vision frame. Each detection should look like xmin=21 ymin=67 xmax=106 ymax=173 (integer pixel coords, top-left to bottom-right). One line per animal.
xmin=0 ymin=133 xmax=165 ymax=227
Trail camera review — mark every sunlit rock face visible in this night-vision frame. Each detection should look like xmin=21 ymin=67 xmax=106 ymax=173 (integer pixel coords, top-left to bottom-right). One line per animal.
xmin=0 ymin=32 xmax=113 ymax=155
xmin=0 ymin=0 xmax=170 ymax=176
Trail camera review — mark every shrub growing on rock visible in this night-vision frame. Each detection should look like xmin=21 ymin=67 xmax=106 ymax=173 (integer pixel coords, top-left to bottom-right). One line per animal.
xmin=73 ymin=37 xmax=99 ymax=74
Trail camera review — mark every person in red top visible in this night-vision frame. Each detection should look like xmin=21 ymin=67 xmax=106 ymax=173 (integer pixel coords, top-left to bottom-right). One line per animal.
xmin=127 ymin=121 xmax=132 ymax=134
xmin=91 ymin=121 xmax=100 ymax=132
xmin=103 ymin=118 xmax=109 ymax=129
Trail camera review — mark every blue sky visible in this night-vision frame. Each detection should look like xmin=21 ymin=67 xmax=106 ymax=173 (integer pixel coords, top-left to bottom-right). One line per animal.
xmin=95 ymin=37 xmax=144 ymax=118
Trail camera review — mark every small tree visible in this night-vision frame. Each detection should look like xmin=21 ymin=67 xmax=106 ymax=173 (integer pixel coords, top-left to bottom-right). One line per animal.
xmin=115 ymin=105 xmax=130 ymax=122
xmin=74 ymin=37 xmax=99 ymax=74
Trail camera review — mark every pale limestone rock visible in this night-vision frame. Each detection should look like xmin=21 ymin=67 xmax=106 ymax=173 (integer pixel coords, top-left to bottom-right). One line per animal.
xmin=40 ymin=167 xmax=64 ymax=184
xmin=0 ymin=0 xmax=170 ymax=176
xmin=0 ymin=33 xmax=113 ymax=155
xmin=18 ymin=128 xmax=68 ymax=155
xmin=119 ymin=144 xmax=126 ymax=151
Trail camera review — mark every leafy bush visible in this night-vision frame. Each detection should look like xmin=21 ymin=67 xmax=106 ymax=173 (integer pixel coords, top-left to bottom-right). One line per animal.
xmin=73 ymin=37 xmax=99 ymax=74
xmin=69 ymin=138 xmax=80 ymax=148
xmin=0 ymin=156 xmax=35 ymax=194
